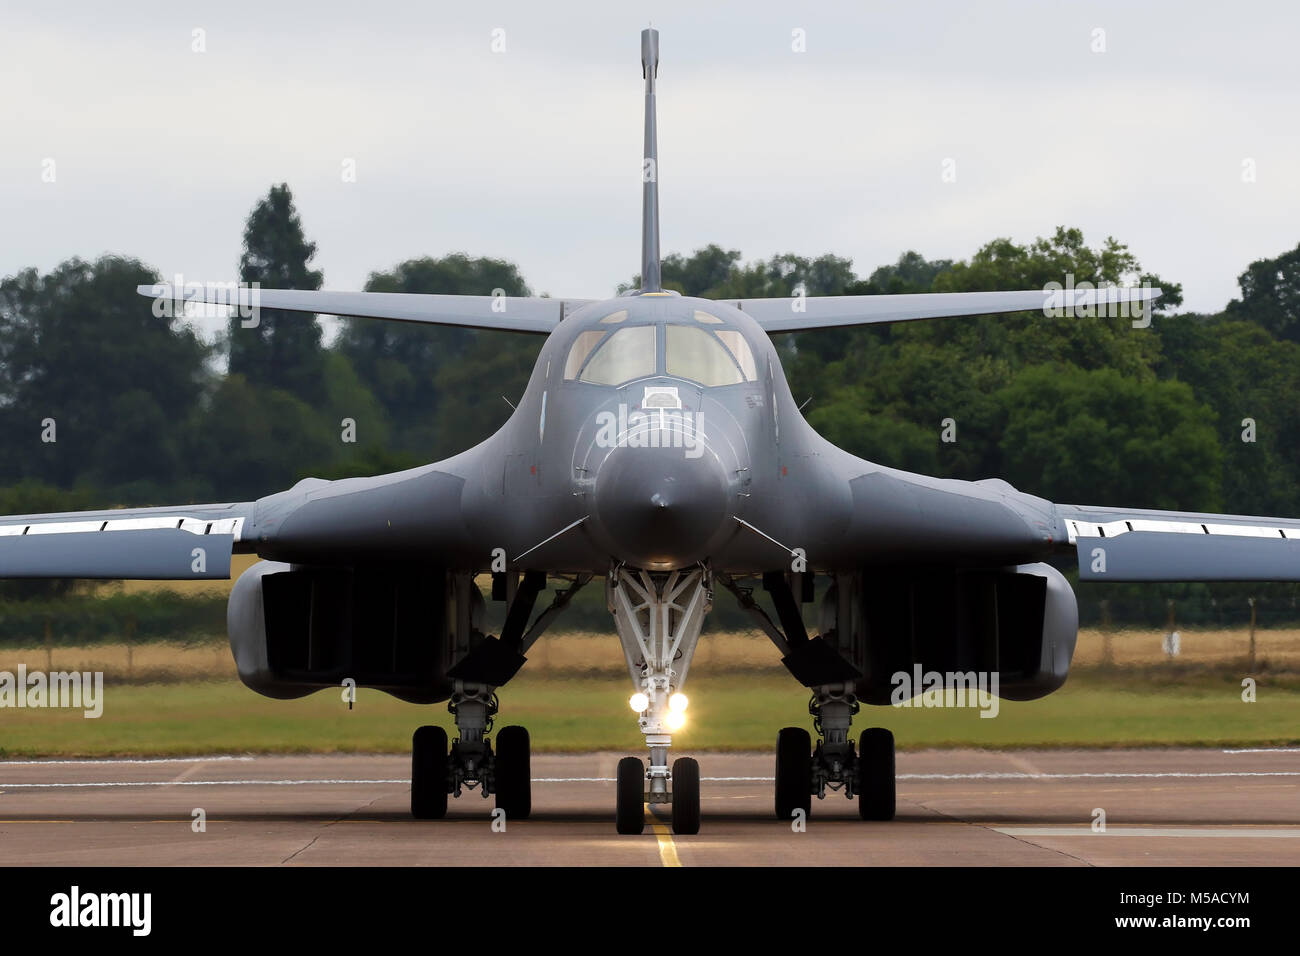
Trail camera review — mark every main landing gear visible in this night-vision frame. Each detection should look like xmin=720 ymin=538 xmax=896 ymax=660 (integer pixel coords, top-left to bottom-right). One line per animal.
xmin=609 ymin=565 xmax=710 ymax=835
xmin=408 ymin=570 xmax=592 ymax=821
xmin=774 ymin=682 xmax=896 ymax=821
xmin=411 ymin=679 xmax=532 ymax=821
xmin=713 ymin=571 xmax=896 ymax=825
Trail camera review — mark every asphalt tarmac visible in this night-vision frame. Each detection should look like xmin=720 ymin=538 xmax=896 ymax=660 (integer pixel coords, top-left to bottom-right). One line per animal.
xmin=0 ymin=749 xmax=1296 ymax=866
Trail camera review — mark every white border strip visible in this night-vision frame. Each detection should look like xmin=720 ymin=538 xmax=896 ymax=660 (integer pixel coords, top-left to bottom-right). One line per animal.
xmin=0 ymin=516 xmax=244 ymax=541
xmin=1066 ymin=516 xmax=1298 ymax=545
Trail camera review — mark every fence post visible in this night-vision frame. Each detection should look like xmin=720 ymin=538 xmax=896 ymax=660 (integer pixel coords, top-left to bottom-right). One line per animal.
xmin=125 ymin=614 xmax=137 ymax=678
xmin=1163 ymin=598 xmax=1179 ymax=658
xmin=1100 ymin=599 xmax=1113 ymax=667
xmin=1248 ymin=596 xmax=1257 ymax=672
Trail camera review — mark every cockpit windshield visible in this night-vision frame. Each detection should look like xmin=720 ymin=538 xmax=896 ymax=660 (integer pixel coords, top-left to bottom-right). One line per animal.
xmin=562 ymin=316 xmax=760 ymax=387
xmin=564 ymin=330 xmax=606 ymax=379
xmin=665 ymin=325 xmax=743 ymax=386
xmin=571 ymin=325 xmax=657 ymax=385
xmin=713 ymin=329 xmax=758 ymax=381
xmin=665 ymin=325 xmax=757 ymax=386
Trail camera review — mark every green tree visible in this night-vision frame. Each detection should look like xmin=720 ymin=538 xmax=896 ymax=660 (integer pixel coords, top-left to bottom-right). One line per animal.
xmin=618 ymin=244 xmax=742 ymax=296
xmin=335 ymin=254 xmax=535 ymax=459
xmin=662 ymin=244 xmax=743 ymax=296
xmin=621 ymin=246 xmax=856 ymax=299
xmin=0 ymin=256 xmax=210 ymax=501
xmin=796 ymin=228 xmax=1184 ymax=482
xmin=1156 ymin=314 xmax=1300 ymax=516
xmin=192 ymin=375 xmax=336 ymax=501
xmin=228 ymin=184 xmax=327 ymax=404
xmin=922 ymin=226 xmax=1180 ymax=374
xmin=807 ymin=390 xmax=939 ymax=474
xmin=784 ymin=251 xmax=954 ymax=389
xmin=865 ymin=250 xmax=954 ymax=294
xmin=1225 ymin=242 xmax=1300 ymax=342
xmin=997 ymin=365 xmax=1221 ymax=511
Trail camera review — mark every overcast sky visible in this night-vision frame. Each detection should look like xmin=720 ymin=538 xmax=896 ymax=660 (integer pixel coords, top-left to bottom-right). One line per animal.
xmin=3 ymin=0 xmax=1298 ymax=332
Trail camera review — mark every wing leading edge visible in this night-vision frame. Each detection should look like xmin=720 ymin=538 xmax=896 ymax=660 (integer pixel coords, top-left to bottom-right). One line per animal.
xmin=136 ymin=285 xmax=596 ymax=335
xmin=731 ymin=287 xmax=1162 ymax=333
xmin=1059 ymin=504 xmax=1300 ymax=582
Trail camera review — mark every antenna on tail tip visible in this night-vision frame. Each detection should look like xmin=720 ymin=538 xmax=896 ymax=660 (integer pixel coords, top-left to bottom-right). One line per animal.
xmin=641 ymin=28 xmax=659 ymax=81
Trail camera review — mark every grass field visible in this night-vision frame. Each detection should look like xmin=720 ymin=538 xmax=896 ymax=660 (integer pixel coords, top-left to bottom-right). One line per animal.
xmin=1 ymin=638 xmax=1297 ymax=756
xmin=4 ymin=626 xmax=1300 ymax=680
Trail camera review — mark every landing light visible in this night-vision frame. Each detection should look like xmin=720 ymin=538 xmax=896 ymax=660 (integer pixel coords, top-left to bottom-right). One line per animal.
xmin=669 ymin=693 xmax=688 ymax=713
xmin=629 ymin=693 xmax=650 ymax=713
xmin=666 ymin=710 xmax=687 ymax=731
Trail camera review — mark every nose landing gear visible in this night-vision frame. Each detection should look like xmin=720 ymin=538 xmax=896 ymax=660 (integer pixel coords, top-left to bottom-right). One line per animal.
xmin=609 ymin=565 xmax=710 ymax=834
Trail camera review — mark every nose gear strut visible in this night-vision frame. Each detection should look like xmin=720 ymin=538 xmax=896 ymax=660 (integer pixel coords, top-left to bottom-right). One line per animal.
xmin=608 ymin=564 xmax=710 ymax=834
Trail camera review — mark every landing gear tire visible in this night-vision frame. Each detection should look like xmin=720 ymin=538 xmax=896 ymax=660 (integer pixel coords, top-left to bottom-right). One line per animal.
xmin=494 ymin=725 xmax=531 ymax=821
xmin=775 ymin=726 xmax=812 ymax=821
xmin=857 ymin=727 xmax=896 ymax=821
xmin=411 ymin=725 xmax=449 ymax=819
xmin=616 ymin=756 xmax=646 ymax=834
xmin=670 ymin=757 xmax=701 ymax=835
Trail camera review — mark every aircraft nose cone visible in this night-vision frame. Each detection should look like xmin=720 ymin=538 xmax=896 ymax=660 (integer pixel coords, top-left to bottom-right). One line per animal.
xmin=594 ymin=446 xmax=730 ymax=568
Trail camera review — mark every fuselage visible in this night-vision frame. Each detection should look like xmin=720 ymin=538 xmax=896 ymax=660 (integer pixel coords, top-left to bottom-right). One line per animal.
xmin=463 ymin=291 xmax=840 ymax=571
xmin=247 ymin=292 xmax=1061 ymax=576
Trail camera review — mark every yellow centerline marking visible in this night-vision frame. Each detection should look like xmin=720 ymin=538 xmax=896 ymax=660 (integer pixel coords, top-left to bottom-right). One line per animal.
xmin=646 ymin=803 xmax=681 ymax=867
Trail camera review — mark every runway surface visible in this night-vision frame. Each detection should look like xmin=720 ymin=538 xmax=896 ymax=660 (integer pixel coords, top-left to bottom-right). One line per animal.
xmin=1 ymin=749 xmax=1297 ymax=866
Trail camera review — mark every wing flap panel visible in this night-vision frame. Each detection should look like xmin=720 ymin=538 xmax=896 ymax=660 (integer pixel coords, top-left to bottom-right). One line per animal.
xmin=1076 ymin=532 xmax=1300 ymax=582
xmin=0 ymin=529 xmax=234 ymax=579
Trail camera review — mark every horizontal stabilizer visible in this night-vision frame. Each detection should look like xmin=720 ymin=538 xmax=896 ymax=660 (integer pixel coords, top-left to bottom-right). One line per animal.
xmin=731 ymin=287 xmax=1162 ymax=333
xmin=137 ymin=285 xmax=595 ymax=334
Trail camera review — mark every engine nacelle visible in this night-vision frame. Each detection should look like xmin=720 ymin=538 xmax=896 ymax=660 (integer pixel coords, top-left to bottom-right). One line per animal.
xmin=822 ymin=561 xmax=1078 ymax=704
xmin=227 ymin=560 xmax=460 ymax=704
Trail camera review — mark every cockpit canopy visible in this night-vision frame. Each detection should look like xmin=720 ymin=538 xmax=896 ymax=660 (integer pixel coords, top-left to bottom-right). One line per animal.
xmin=562 ymin=308 xmax=758 ymax=388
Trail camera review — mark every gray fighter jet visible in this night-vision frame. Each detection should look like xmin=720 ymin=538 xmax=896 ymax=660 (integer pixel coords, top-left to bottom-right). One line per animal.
xmin=4 ymin=30 xmax=1298 ymax=834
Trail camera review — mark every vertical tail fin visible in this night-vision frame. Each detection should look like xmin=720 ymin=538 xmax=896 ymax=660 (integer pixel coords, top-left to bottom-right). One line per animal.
xmin=640 ymin=28 xmax=661 ymax=293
